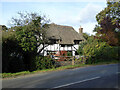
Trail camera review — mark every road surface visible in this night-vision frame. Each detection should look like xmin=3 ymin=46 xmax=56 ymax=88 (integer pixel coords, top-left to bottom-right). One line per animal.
xmin=2 ymin=64 xmax=120 ymax=89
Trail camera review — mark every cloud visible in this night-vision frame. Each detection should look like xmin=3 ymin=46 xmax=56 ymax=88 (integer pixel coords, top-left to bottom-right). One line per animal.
xmin=82 ymin=22 xmax=97 ymax=35
xmin=48 ymin=7 xmax=80 ymax=26
xmin=1 ymin=2 xmax=106 ymax=35
xmin=50 ymin=3 xmax=106 ymax=35
xmin=52 ymin=14 xmax=79 ymax=26
xmin=78 ymin=3 xmax=105 ymax=23
xmin=50 ymin=3 xmax=106 ymax=25
xmin=72 ymin=22 xmax=97 ymax=35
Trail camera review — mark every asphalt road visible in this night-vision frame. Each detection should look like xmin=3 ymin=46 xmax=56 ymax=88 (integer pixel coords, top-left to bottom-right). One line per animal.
xmin=2 ymin=64 xmax=120 ymax=89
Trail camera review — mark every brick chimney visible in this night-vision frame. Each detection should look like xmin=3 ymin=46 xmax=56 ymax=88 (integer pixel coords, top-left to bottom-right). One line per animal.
xmin=79 ymin=26 xmax=83 ymax=34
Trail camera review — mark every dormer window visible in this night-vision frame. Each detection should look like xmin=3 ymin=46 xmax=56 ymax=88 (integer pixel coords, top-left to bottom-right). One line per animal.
xmin=74 ymin=40 xmax=82 ymax=44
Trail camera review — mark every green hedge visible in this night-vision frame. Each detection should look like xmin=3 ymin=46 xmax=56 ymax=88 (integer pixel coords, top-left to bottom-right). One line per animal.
xmin=83 ymin=40 xmax=119 ymax=64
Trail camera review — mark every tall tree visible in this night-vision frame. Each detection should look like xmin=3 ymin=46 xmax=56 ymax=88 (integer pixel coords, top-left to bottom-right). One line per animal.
xmin=83 ymin=33 xmax=90 ymax=40
xmin=10 ymin=12 xmax=50 ymax=71
xmin=94 ymin=1 xmax=120 ymax=46
xmin=11 ymin=12 xmax=50 ymax=53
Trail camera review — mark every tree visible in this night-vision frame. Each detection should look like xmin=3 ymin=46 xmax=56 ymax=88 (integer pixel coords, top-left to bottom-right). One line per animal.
xmin=9 ymin=12 xmax=50 ymax=71
xmin=94 ymin=1 xmax=120 ymax=46
xmin=83 ymin=33 xmax=90 ymax=40
xmin=77 ymin=33 xmax=91 ymax=55
xmin=2 ymin=30 xmax=26 ymax=72
xmin=11 ymin=12 xmax=50 ymax=51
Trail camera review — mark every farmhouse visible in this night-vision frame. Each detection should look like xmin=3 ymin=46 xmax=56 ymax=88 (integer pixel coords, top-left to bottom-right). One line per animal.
xmin=38 ymin=23 xmax=85 ymax=60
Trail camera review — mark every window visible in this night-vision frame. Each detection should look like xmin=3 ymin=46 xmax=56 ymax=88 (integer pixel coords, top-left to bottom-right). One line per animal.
xmin=74 ymin=40 xmax=79 ymax=44
xmin=74 ymin=40 xmax=82 ymax=44
xmin=61 ymin=44 xmax=65 ymax=47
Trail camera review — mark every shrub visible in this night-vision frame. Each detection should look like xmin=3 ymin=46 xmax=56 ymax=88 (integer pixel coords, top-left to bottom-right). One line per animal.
xmin=35 ymin=56 xmax=56 ymax=70
xmin=8 ymin=56 xmax=25 ymax=73
xmin=77 ymin=42 xmax=87 ymax=55
xmin=2 ymin=30 xmax=25 ymax=73
xmin=83 ymin=39 xmax=119 ymax=64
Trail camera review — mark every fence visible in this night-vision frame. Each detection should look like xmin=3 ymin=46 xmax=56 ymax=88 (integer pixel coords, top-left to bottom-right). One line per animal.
xmin=54 ymin=56 xmax=88 ymax=67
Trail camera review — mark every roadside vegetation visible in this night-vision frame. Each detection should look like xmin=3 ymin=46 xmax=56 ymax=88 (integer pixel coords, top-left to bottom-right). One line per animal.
xmin=2 ymin=1 xmax=120 ymax=78
xmin=2 ymin=60 xmax=119 ymax=79
xmin=2 ymin=12 xmax=56 ymax=73
xmin=77 ymin=1 xmax=120 ymax=64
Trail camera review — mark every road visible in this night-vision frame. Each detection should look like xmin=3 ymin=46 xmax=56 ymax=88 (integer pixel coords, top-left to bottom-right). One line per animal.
xmin=2 ymin=64 xmax=120 ymax=89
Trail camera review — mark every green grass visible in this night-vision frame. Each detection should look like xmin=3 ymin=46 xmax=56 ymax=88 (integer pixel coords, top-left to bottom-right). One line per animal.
xmin=2 ymin=60 xmax=119 ymax=79
xmin=90 ymin=60 xmax=119 ymax=65
xmin=2 ymin=64 xmax=86 ymax=79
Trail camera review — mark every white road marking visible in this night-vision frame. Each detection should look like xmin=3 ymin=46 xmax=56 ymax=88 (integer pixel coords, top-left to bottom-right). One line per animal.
xmin=53 ymin=76 xmax=100 ymax=88
xmin=117 ymin=72 xmax=120 ymax=74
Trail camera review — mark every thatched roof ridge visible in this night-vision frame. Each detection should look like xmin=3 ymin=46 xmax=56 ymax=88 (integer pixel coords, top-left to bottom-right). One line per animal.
xmin=46 ymin=23 xmax=85 ymax=44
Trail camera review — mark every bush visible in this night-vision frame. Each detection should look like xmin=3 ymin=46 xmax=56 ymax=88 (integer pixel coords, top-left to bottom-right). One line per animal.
xmin=8 ymin=56 xmax=25 ymax=73
xmin=2 ymin=30 xmax=25 ymax=73
xmin=77 ymin=42 xmax=87 ymax=55
xmin=35 ymin=56 xmax=56 ymax=70
xmin=83 ymin=39 xmax=119 ymax=64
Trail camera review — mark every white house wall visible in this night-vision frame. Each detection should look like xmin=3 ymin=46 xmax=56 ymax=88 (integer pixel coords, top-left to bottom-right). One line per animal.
xmin=73 ymin=44 xmax=79 ymax=50
xmin=38 ymin=44 xmax=79 ymax=56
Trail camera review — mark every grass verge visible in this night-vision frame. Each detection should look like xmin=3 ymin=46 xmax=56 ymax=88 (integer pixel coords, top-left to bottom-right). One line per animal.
xmin=2 ymin=60 xmax=119 ymax=79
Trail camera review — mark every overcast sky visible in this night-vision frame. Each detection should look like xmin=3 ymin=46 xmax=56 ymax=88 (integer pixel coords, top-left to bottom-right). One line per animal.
xmin=0 ymin=0 xmax=107 ymax=35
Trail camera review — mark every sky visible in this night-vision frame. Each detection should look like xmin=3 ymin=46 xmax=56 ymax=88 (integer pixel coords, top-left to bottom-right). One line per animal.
xmin=0 ymin=0 xmax=107 ymax=35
